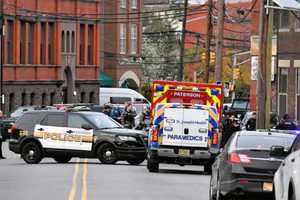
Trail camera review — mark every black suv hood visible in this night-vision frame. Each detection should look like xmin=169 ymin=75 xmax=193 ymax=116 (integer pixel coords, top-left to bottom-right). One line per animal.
xmin=96 ymin=128 xmax=145 ymax=136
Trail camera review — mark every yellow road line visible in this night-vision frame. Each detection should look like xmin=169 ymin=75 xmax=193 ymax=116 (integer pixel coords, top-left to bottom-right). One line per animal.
xmin=68 ymin=158 xmax=80 ymax=200
xmin=81 ymin=159 xmax=88 ymax=200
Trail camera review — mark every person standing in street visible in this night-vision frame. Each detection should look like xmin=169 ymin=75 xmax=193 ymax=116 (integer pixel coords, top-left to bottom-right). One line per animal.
xmin=0 ymin=110 xmax=6 ymax=159
xmin=246 ymin=112 xmax=256 ymax=131
xmin=121 ymin=102 xmax=137 ymax=129
xmin=276 ymin=114 xmax=297 ymax=130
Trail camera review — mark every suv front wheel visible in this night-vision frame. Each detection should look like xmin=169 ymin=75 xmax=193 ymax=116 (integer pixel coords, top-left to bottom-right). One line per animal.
xmin=21 ymin=142 xmax=43 ymax=164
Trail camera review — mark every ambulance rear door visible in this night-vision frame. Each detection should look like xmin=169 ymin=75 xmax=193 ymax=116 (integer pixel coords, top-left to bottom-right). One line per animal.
xmin=161 ymin=108 xmax=183 ymax=146
xmin=181 ymin=108 xmax=209 ymax=148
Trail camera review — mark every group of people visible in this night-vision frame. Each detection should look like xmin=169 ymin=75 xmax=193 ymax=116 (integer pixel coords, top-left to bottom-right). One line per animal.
xmin=0 ymin=111 xmax=6 ymax=159
xmin=103 ymin=102 xmax=150 ymax=130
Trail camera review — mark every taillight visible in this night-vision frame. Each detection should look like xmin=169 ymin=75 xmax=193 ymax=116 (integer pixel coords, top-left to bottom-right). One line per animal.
xmin=151 ymin=128 xmax=158 ymax=142
xmin=8 ymin=123 xmax=17 ymax=134
xmin=229 ymin=152 xmax=251 ymax=164
xmin=212 ymin=133 xmax=218 ymax=145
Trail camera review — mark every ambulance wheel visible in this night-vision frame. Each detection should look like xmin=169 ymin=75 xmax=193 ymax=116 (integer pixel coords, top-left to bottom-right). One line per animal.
xmin=21 ymin=142 xmax=43 ymax=164
xmin=97 ymin=143 xmax=118 ymax=164
xmin=127 ymin=157 xmax=145 ymax=165
xmin=204 ymin=163 xmax=212 ymax=175
xmin=147 ymin=157 xmax=159 ymax=172
xmin=54 ymin=156 xmax=72 ymax=163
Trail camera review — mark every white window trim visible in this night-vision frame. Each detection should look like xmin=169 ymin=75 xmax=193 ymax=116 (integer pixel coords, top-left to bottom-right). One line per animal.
xmin=120 ymin=24 xmax=127 ymax=54
xmin=120 ymin=0 xmax=127 ymax=9
xmin=131 ymin=24 xmax=137 ymax=54
xmin=296 ymin=69 xmax=300 ymax=121
xmin=131 ymin=0 xmax=137 ymax=9
xmin=278 ymin=67 xmax=289 ymax=117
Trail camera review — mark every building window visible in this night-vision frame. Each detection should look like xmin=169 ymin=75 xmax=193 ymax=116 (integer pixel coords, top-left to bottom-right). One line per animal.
xmin=89 ymin=92 xmax=95 ymax=103
xmin=40 ymin=22 xmax=46 ymax=64
xmin=279 ymin=11 xmax=289 ymax=29
xmin=131 ymin=24 xmax=137 ymax=54
xmin=278 ymin=68 xmax=288 ymax=118
xmin=7 ymin=20 xmax=14 ymax=64
xmin=120 ymin=0 xmax=127 ymax=9
xmin=66 ymin=31 xmax=70 ymax=53
xmin=120 ymin=24 xmax=127 ymax=54
xmin=61 ymin=31 xmax=65 ymax=52
xmin=80 ymin=24 xmax=85 ymax=65
xmin=48 ymin=22 xmax=54 ymax=64
xmin=72 ymin=31 xmax=75 ymax=53
xmin=131 ymin=0 xmax=137 ymax=9
xmin=80 ymin=92 xmax=86 ymax=103
xmin=30 ymin=93 xmax=35 ymax=106
xmin=297 ymin=68 xmax=300 ymax=121
xmin=42 ymin=93 xmax=47 ymax=105
xmin=21 ymin=92 xmax=26 ymax=106
xmin=50 ymin=92 xmax=55 ymax=105
xmin=20 ymin=21 xmax=26 ymax=64
xmin=9 ymin=93 xmax=15 ymax=112
xmin=28 ymin=23 xmax=35 ymax=64
xmin=88 ymin=25 xmax=94 ymax=65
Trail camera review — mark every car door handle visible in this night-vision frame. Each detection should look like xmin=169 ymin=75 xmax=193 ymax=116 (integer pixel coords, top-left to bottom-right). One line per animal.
xmin=66 ymin=130 xmax=73 ymax=134
xmin=37 ymin=128 xmax=44 ymax=131
xmin=291 ymin=158 xmax=295 ymax=163
xmin=282 ymin=161 xmax=286 ymax=166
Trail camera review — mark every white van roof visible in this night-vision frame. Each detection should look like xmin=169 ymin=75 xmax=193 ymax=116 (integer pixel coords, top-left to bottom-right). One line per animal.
xmin=99 ymin=87 xmax=145 ymax=99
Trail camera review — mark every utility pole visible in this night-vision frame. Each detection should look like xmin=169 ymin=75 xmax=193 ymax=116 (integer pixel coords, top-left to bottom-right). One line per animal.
xmin=0 ymin=0 xmax=4 ymax=112
xmin=179 ymin=0 xmax=188 ymax=81
xmin=204 ymin=0 xmax=213 ymax=83
xmin=215 ymin=0 xmax=225 ymax=82
xmin=257 ymin=0 xmax=273 ymax=129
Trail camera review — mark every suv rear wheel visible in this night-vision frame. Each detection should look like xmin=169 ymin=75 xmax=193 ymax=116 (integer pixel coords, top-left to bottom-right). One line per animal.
xmin=97 ymin=143 xmax=118 ymax=164
xmin=21 ymin=142 xmax=43 ymax=164
xmin=54 ymin=156 xmax=72 ymax=163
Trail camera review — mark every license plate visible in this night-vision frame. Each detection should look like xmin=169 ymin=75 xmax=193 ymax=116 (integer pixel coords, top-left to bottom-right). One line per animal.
xmin=263 ymin=182 xmax=273 ymax=191
xmin=178 ymin=149 xmax=190 ymax=156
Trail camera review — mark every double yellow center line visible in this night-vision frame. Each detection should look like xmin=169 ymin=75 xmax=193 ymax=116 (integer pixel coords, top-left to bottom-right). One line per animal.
xmin=68 ymin=159 xmax=88 ymax=200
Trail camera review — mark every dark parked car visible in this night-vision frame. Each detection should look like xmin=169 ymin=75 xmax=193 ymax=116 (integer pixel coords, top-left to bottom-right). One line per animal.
xmin=9 ymin=110 xmax=147 ymax=165
xmin=209 ymin=130 xmax=296 ymax=200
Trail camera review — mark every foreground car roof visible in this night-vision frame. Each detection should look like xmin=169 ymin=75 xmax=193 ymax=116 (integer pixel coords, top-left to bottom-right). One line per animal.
xmin=238 ymin=130 xmax=298 ymax=138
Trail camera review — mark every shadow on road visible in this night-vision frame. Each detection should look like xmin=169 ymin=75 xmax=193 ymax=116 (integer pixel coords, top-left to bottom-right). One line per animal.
xmin=158 ymin=169 xmax=208 ymax=176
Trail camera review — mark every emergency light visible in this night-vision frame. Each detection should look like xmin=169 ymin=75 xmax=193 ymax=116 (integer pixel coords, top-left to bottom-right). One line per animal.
xmin=156 ymin=85 xmax=164 ymax=91
xmin=211 ymin=88 xmax=219 ymax=96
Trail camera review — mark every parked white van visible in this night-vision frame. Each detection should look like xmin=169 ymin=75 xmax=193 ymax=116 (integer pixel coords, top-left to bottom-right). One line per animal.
xmin=99 ymin=87 xmax=150 ymax=109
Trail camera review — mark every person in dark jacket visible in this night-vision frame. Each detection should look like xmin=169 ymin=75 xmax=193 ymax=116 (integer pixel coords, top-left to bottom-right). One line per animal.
xmin=0 ymin=110 xmax=5 ymax=159
xmin=136 ymin=106 xmax=150 ymax=130
xmin=276 ymin=114 xmax=297 ymax=130
xmin=246 ymin=112 xmax=256 ymax=131
xmin=121 ymin=102 xmax=137 ymax=129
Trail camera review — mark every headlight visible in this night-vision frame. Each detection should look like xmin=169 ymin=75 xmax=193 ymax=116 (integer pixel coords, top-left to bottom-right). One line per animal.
xmin=117 ymin=136 xmax=137 ymax=142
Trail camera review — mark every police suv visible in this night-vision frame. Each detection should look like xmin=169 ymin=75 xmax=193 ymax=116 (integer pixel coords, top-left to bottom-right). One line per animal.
xmin=9 ymin=110 xmax=147 ymax=164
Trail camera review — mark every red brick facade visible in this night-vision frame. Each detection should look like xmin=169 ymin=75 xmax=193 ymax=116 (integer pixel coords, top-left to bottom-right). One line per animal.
xmin=2 ymin=0 xmax=101 ymax=113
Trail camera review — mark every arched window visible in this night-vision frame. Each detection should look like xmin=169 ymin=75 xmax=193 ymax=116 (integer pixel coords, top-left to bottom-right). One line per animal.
xmin=71 ymin=31 xmax=75 ymax=53
xmin=21 ymin=92 xmax=26 ymax=106
xmin=61 ymin=31 xmax=65 ymax=52
xmin=42 ymin=93 xmax=47 ymax=106
xmin=80 ymin=92 xmax=86 ymax=103
xmin=66 ymin=31 xmax=70 ymax=53
xmin=89 ymin=92 xmax=95 ymax=103
xmin=9 ymin=93 xmax=15 ymax=112
xmin=30 ymin=93 xmax=35 ymax=106
xmin=50 ymin=92 xmax=55 ymax=106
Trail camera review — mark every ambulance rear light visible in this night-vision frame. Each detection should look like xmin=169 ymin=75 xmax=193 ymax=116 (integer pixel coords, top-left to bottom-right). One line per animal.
xmin=151 ymin=128 xmax=158 ymax=142
xmin=212 ymin=130 xmax=219 ymax=145
xmin=9 ymin=123 xmax=17 ymax=134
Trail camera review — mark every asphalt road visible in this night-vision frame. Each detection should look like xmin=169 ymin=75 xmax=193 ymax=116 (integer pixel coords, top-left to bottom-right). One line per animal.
xmin=0 ymin=142 xmax=210 ymax=200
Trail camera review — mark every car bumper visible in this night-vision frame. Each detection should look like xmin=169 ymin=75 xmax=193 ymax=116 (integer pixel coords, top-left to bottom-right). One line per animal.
xmin=9 ymin=140 xmax=21 ymax=154
xmin=221 ymin=173 xmax=274 ymax=196
xmin=116 ymin=147 xmax=147 ymax=160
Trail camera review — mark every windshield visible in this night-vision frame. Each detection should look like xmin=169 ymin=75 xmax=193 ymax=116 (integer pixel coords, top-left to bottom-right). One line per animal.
xmin=231 ymin=100 xmax=249 ymax=110
xmin=85 ymin=113 xmax=121 ymax=129
xmin=237 ymin=135 xmax=296 ymax=151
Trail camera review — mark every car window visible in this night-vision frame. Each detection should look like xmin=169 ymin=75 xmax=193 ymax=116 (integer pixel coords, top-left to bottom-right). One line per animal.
xmin=85 ymin=113 xmax=121 ymax=129
xmin=68 ymin=114 xmax=90 ymax=129
xmin=292 ymin=136 xmax=300 ymax=152
xmin=110 ymin=97 xmax=131 ymax=104
xmin=16 ymin=113 xmax=42 ymax=132
xmin=43 ymin=114 xmax=65 ymax=127
xmin=236 ymin=135 xmax=296 ymax=151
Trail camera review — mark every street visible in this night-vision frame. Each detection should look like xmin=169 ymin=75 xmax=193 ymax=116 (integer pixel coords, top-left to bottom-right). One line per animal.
xmin=0 ymin=142 xmax=210 ymax=200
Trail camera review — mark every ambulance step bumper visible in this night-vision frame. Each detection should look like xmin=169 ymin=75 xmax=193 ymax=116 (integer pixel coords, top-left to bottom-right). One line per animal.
xmin=157 ymin=148 xmax=211 ymax=159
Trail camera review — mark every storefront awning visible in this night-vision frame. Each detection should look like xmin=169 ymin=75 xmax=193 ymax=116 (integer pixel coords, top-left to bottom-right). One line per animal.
xmin=272 ymin=0 xmax=300 ymax=10
xmin=100 ymin=72 xmax=114 ymax=87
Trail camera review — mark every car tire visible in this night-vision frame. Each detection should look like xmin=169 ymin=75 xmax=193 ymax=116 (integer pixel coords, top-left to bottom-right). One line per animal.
xmin=54 ymin=156 xmax=72 ymax=163
xmin=290 ymin=190 xmax=296 ymax=200
xmin=147 ymin=156 xmax=159 ymax=173
xmin=127 ymin=157 xmax=145 ymax=165
xmin=204 ymin=163 xmax=212 ymax=175
xmin=21 ymin=142 xmax=43 ymax=164
xmin=97 ymin=143 xmax=118 ymax=164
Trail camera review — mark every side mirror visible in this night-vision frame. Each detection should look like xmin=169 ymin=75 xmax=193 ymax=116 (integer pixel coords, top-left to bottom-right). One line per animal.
xmin=270 ymin=145 xmax=285 ymax=157
xmin=81 ymin=124 xmax=93 ymax=130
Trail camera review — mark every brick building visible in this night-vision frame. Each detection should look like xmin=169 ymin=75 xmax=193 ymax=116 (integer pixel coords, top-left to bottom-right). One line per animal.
xmin=1 ymin=0 xmax=101 ymax=114
xmin=250 ymin=0 xmax=300 ymax=122
xmin=102 ymin=0 xmax=143 ymax=90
